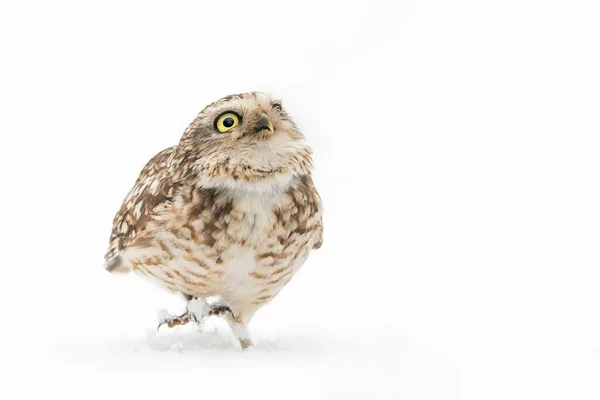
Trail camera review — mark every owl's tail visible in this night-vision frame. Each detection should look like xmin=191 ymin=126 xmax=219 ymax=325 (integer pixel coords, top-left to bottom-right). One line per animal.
xmin=103 ymin=255 xmax=131 ymax=274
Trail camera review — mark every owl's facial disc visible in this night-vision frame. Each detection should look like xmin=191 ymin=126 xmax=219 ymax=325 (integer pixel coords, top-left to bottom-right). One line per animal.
xmin=179 ymin=92 xmax=311 ymax=189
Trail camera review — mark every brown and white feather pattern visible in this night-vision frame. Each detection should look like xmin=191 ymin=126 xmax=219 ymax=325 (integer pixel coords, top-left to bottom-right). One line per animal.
xmin=104 ymin=92 xmax=323 ymax=326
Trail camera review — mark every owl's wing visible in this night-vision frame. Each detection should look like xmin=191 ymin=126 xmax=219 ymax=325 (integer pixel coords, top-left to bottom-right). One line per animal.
xmin=104 ymin=146 xmax=179 ymax=272
xmin=313 ymin=223 xmax=323 ymax=249
xmin=295 ymin=174 xmax=324 ymax=250
xmin=310 ymin=184 xmax=324 ymax=250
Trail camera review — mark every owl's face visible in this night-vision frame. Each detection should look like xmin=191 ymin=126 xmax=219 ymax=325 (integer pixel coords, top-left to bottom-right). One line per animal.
xmin=177 ymin=92 xmax=312 ymax=191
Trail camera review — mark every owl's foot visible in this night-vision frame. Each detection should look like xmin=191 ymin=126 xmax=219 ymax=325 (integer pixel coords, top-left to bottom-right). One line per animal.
xmin=157 ymin=298 xmax=235 ymax=330
xmin=157 ymin=309 xmax=194 ymax=330
xmin=156 ymin=297 xmax=249 ymax=349
xmin=207 ymin=303 xmax=235 ymax=318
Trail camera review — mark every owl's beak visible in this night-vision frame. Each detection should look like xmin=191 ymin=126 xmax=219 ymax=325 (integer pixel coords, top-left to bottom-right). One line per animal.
xmin=253 ymin=113 xmax=274 ymax=136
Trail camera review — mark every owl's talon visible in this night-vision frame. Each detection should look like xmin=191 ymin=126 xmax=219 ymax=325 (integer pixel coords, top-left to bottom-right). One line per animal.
xmin=157 ymin=309 xmax=194 ymax=331
xmin=187 ymin=297 xmax=235 ymax=320
xmin=207 ymin=303 xmax=235 ymax=319
xmin=156 ymin=298 xmax=234 ymax=331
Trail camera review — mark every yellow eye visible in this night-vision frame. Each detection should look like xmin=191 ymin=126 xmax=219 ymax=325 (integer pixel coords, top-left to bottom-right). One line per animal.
xmin=215 ymin=112 xmax=240 ymax=133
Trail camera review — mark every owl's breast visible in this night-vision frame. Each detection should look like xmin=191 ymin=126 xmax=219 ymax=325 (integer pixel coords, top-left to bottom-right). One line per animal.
xmin=125 ymin=180 xmax=321 ymax=312
xmin=196 ymin=199 xmax=311 ymax=307
xmin=181 ymin=189 xmax=316 ymax=307
xmin=207 ymin=239 xmax=312 ymax=311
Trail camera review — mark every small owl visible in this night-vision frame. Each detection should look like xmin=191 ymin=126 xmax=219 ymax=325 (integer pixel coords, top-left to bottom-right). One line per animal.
xmin=104 ymin=92 xmax=323 ymax=348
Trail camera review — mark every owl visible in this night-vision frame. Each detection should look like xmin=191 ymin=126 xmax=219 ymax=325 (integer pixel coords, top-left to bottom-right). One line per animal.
xmin=104 ymin=92 xmax=323 ymax=349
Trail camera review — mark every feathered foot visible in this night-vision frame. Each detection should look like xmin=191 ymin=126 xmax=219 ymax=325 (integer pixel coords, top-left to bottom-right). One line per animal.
xmin=157 ymin=297 xmax=234 ymax=331
xmin=157 ymin=296 xmax=251 ymax=349
xmin=157 ymin=310 xmax=193 ymax=330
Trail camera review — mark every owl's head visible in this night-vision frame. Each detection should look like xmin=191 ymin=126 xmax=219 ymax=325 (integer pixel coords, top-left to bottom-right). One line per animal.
xmin=176 ymin=92 xmax=313 ymax=192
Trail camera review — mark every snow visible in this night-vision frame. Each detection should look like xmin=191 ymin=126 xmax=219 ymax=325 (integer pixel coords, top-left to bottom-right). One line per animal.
xmin=186 ymin=297 xmax=207 ymax=320
xmin=2 ymin=0 xmax=600 ymax=399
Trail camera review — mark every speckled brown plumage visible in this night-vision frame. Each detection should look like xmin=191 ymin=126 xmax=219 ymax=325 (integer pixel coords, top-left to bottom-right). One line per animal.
xmin=104 ymin=92 xmax=323 ymax=348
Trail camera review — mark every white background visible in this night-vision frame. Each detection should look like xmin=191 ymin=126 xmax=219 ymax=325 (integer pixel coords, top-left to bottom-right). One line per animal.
xmin=1 ymin=0 xmax=599 ymax=399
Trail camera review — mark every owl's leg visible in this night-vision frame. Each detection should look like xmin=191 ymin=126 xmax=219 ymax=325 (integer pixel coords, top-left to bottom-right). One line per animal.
xmin=221 ymin=313 xmax=253 ymax=349
xmin=230 ymin=319 xmax=253 ymax=350
xmin=157 ymin=297 xmax=234 ymax=330
xmin=190 ymin=297 xmax=253 ymax=348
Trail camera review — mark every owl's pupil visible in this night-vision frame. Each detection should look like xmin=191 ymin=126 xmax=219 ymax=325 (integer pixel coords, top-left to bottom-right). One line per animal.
xmin=223 ymin=117 xmax=234 ymax=128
